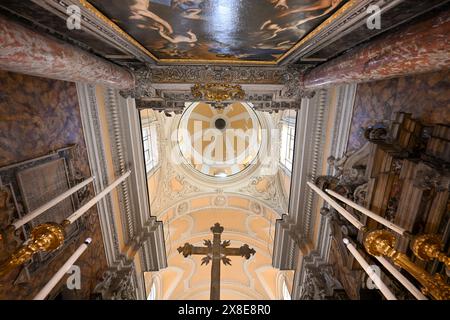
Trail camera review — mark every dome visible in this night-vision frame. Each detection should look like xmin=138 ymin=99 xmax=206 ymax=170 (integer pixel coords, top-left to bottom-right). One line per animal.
xmin=177 ymin=102 xmax=262 ymax=178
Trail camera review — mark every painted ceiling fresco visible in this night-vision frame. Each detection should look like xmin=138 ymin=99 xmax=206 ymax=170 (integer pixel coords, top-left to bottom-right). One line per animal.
xmin=88 ymin=0 xmax=346 ymax=62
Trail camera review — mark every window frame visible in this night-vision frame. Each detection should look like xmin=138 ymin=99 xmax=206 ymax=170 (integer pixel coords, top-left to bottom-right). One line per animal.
xmin=282 ymin=280 xmax=292 ymax=300
xmin=147 ymin=282 xmax=157 ymax=300
xmin=279 ymin=117 xmax=296 ymax=175
xmin=141 ymin=111 xmax=160 ymax=176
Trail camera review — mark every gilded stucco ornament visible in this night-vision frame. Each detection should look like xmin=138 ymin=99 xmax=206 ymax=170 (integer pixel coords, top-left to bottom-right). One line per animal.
xmin=120 ymin=65 xmax=316 ymax=112
xmin=191 ymin=83 xmax=245 ymax=103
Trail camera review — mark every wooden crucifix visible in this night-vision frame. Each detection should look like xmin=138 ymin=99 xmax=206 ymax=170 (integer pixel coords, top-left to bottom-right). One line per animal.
xmin=177 ymin=223 xmax=256 ymax=300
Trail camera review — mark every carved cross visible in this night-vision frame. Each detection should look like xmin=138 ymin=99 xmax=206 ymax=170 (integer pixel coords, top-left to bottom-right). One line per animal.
xmin=177 ymin=223 xmax=256 ymax=300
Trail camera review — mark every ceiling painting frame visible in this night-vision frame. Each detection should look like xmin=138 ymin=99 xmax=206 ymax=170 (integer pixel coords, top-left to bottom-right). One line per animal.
xmin=2 ymin=0 xmax=445 ymax=69
xmin=27 ymin=0 xmax=386 ymax=66
xmin=79 ymin=0 xmax=351 ymax=65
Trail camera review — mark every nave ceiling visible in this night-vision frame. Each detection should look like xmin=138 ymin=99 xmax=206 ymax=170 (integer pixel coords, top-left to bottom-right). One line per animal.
xmin=0 ymin=0 xmax=448 ymax=302
xmin=0 ymin=0 xmax=447 ymax=67
xmin=1 ymin=0 xmax=447 ymax=116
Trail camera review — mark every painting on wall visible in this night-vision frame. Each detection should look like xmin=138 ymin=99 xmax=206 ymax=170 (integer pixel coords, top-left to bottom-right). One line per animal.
xmin=88 ymin=0 xmax=346 ymax=62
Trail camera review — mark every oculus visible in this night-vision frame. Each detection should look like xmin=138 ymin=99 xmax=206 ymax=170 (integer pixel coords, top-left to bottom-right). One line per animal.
xmin=178 ymin=102 xmax=262 ymax=178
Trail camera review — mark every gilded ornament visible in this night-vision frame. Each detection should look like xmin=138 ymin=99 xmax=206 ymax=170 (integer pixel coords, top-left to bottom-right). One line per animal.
xmin=364 ymin=230 xmax=450 ymax=300
xmin=191 ymin=83 xmax=245 ymax=103
xmin=0 ymin=223 xmax=65 ymax=276
xmin=412 ymin=234 xmax=450 ymax=269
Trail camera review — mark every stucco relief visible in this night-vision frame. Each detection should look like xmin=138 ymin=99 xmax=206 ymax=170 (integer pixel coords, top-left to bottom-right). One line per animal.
xmin=155 ymin=193 xmax=286 ymax=300
xmin=239 ymin=176 xmax=284 ymax=214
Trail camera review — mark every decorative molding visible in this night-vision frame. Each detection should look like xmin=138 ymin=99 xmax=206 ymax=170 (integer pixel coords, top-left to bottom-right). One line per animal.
xmin=291 ymin=84 xmax=358 ymax=299
xmin=4 ymin=0 xmax=445 ymax=72
xmin=273 ymin=83 xmax=358 ymax=293
xmin=238 ymin=176 xmax=285 ymax=214
xmin=329 ymin=84 xmax=357 ymax=164
xmin=281 ymin=0 xmax=449 ymax=64
xmin=291 ymin=217 xmax=333 ymax=299
xmin=92 ymin=267 xmax=138 ymax=300
xmin=34 ymin=0 xmax=155 ymax=64
xmin=273 ymin=89 xmax=329 ymax=270
xmin=283 ymin=0 xmax=381 ymax=64
xmin=292 ymin=85 xmax=356 ymax=284
xmin=105 ymin=88 xmax=135 ymax=242
xmin=122 ymin=65 xmax=313 ymax=85
xmin=109 ymin=92 xmax=168 ymax=273
xmin=76 ymin=84 xmax=122 ymax=267
xmin=76 ymin=84 xmax=167 ymax=300
xmin=297 ymin=264 xmax=345 ymax=300
xmin=303 ymin=90 xmax=327 ymax=238
xmin=151 ymin=163 xmax=202 ymax=214
xmin=120 ymin=65 xmax=315 ymax=113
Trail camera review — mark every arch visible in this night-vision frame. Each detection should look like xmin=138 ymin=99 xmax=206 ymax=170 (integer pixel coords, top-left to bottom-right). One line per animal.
xmin=147 ymin=273 xmax=163 ymax=301
xmin=154 ymin=193 xmax=284 ymax=300
xmin=156 ymin=192 xmax=283 ymax=221
xmin=275 ymin=270 xmax=295 ymax=300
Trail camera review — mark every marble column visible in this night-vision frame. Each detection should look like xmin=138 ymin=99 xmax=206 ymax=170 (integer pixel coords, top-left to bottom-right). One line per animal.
xmin=0 ymin=15 xmax=134 ymax=89
xmin=303 ymin=10 xmax=450 ymax=89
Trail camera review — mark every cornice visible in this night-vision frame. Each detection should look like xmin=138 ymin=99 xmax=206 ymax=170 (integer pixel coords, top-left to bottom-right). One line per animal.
xmin=272 ymin=84 xmax=357 ymax=273
xmin=105 ymin=88 xmax=135 ymax=242
xmin=33 ymin=0 xmax=156 ymax=64
xmin=120 ymin=65 xmax=315 ymax=112
xmin=76 ymin=83 xmax=123 ymax=268
xmin=291 ymin=84 xmax=358 ymax=299
xmin=77 ymin=83 xmax=167 ymax=299
xmin=32 ymin=0 xmax=429 ymax=68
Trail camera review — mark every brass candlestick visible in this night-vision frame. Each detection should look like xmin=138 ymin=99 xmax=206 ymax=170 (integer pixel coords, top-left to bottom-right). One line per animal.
xmin=412 ymin=234 xmax=450 ymax=269
xmin=364 ymin=230 xmax=450 ymax=300
xmin=0 ymin=223 xmax=66 ymax=277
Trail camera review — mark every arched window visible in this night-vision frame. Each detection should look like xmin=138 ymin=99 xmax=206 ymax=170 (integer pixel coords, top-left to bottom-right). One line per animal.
xmin=141 ymin=109 xmax=159 ymax=174
xmin=280 ymin=111 xmax=296 ymax=173
xmin=147 ymin=282 xmax=157 ymax=300
xmin=282 ymin=280 xmax=292 ymax=300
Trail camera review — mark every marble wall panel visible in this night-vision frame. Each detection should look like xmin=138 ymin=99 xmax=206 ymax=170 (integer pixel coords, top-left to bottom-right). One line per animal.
xmin=0 ymin=70 xmax=107 ymax=299
xmin=347 ymin=70 xmax=450 ymax=153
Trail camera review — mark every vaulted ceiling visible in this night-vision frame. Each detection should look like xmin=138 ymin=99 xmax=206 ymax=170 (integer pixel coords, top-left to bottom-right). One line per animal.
xmin=153 ymin=193 xmax=293 ymax=300
xmin=87 ymin=0 xmax=346 ymax=63
xmin=1 ymin=0 xmax=447 ymax=68
xmin=143 ymin=108 xmax=292 ymax=299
